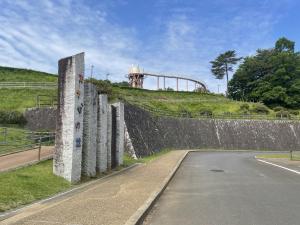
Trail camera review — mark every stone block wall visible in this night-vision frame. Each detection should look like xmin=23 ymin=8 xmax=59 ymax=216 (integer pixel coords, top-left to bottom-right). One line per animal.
xmin=124 ymin=103 xmax=300 ymax=157
xmin=24 ymin=107 xmax=56 ymax=131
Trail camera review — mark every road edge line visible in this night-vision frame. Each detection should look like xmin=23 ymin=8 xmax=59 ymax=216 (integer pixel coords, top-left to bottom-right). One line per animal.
xmin=125 ymin=150 xmax=190 ymax=225
xmin=256 ymin=158 xmax=300 ymax=175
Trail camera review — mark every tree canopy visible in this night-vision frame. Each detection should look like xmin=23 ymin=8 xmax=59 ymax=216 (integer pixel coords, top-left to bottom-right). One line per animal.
xmin=210 ymin=50 xmax=241 ymax=95
xmin=228 ymin=37 xmax=300 ymax=109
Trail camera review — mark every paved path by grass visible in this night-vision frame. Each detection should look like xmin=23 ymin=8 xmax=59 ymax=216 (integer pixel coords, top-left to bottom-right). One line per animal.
xmin=0 ymin=146 xmax=53 ymax=172
xmin=0 ymin=150 xmax=187 ymax=225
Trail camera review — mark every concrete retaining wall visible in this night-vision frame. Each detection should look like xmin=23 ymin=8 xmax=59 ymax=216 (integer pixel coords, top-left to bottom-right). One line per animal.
xmin=24 ymin=107 xmax=56 ymax=131
xmin=124 ymin=104 xmax=300 ymax=157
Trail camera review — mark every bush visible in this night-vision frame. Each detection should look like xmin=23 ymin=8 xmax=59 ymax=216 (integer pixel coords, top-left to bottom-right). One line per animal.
xmin=86 ymin=78 xmax=112 ymax=95
xmin=179 ymin=108 xmax=192 ymax=118
xmin=0 ymin=111 xmax=27 ymax=125
xmin=288 ymin=110 xmax=299 ymax=115
xmin=199 ymin=109 xmax=213 ymax=117
xmin=240 ymin=103 xmax=250 ymax=111
xmin=276 ymin=110 xmax=291 ymax=119
xmin=251 ymin=104 xmax=269 ymax=114
xmin=273 ymin=106 xmax=285 ymax=112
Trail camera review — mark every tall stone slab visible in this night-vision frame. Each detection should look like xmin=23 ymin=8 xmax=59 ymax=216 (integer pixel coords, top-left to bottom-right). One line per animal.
xmin=82 ymin=82 xmax=98 ymax=177
xmin=112 ymin=102 xmax=125 ymax=166
xmin=107 ymin=105 xmax=112 ymax=170
xmin=96 ymin=94 xmax=108 ymax=173
xmin=54 ymin=53 xmax=84 ymax=183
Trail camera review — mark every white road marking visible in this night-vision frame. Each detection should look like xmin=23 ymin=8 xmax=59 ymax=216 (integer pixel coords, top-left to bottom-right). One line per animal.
xmin=257 ymin=159 xmax=300 ymax=175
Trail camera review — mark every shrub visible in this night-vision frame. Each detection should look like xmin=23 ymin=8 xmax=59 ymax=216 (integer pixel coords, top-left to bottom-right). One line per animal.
xmin=86 ymin=78 xmax=112 ymax=95
xmin=0 ymin=111 xmax=27 ymax=125
xmin=199 ymin=109 xmax=213 ymax=117
xmin=288 ymin=110 xmax=299 ymax=115
xmin=240 ymin=103 xmax=250 ymax=111
xmin=251 ymin=104 xmax=269 ymax=114
xmin=273 ymin=106 xmax=285 ymax=112
xmin=179 ymin=108 xmax=192 ymax=118
xmin=276 ymin=110 xmax=291 ymax=119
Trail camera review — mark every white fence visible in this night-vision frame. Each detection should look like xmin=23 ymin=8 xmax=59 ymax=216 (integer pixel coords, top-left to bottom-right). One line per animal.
xmin=0 ymin=82 xmax=57 ymax=89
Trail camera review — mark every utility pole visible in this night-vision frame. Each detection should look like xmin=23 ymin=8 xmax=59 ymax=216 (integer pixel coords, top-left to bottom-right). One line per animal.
xmin=106 ymin=73 xmax=110 ymax=80
xmin=90 ymin=65 xmax=94 ymax=79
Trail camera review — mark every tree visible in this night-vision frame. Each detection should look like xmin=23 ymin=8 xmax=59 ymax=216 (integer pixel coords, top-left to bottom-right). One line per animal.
xmin=275 ymin=37 xmax=295 ymax=53
xmin=228 ymin=37 xmax=300 ymax=109
xmin=210 ymin=50 xmax=241 ymax=95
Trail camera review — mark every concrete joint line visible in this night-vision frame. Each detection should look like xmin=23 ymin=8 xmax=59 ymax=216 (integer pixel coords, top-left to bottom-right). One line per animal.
xmin=256 ymin=158 xmax=300 ymax=175
xmin=125 ymin=151 xmax=190 ymax=225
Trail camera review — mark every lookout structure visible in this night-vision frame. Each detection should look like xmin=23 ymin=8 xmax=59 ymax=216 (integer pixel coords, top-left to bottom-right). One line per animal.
xmin=127 ymin=65 xmax=207 ymax=92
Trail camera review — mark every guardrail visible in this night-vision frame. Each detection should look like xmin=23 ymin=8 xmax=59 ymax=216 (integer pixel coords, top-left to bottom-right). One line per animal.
xmin=0 ymin=82 xmax=57 ymax=89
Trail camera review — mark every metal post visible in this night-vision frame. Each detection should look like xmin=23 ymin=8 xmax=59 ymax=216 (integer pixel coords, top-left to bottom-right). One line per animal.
xmin=186 ymin=80 xmax=188 ymax=91
xmin=38 ymin=137 xmax=42 ymax=161
xmin=176 ymin=78 xmax=179 ymax=91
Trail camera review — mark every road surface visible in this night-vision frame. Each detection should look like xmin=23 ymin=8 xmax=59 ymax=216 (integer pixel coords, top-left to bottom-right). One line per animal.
xmin=143 ymin=152 xmax=300 ymax=225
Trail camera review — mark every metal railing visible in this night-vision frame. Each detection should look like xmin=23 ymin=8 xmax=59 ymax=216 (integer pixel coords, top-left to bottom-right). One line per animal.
xmin=0 ymin=82 xmax=57 ymax=89
xmin=0 ymin=127 xmax=55 ymax=157
xmin=36 ymin=95 xmax=58 ymax=108
xmin=138 ymin=105 xmax=300 ymax=121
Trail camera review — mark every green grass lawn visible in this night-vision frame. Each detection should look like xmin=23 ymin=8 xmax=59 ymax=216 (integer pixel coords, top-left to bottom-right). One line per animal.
xmin=0 ymin=149 xmax=171 ymax=212
xmin=0 ymin=66 xmax=57 ymax=82
xmin=256 ymin=153 xmax=300 ymax=161
xmin=0 ymin=160 xmax=71 ymax=212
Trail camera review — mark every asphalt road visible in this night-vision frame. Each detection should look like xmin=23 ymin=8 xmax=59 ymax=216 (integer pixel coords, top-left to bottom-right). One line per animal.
xmin=143 ymin=152 xmax=300 ymax=225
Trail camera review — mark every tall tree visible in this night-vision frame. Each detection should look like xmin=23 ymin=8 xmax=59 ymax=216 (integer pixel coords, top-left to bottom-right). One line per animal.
xmin=228 ymin=37 xmax=300 ymax=109
xmin=210 ymin=50 xmax=241 ymax=95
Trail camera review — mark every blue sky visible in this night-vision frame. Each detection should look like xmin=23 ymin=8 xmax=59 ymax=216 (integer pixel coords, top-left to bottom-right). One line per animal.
xmin=0 ymin=0 xmax=299 ymax=92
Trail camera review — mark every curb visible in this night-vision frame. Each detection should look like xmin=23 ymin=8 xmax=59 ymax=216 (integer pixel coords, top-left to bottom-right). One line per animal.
xmin=125 ymin=150 xmax=189 ymax=225
xmin=0 ymin=163 xmax=140 ymax=221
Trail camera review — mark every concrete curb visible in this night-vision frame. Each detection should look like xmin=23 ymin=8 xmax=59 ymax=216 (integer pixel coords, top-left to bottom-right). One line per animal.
xmin=125 ymin=150 xmax=190 ymax=225
xmin=0 ymin=163 xmax=140 ymax=221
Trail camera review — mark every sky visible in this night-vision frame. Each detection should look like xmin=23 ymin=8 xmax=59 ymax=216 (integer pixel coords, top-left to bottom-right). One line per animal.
xmin=0 ymin=0 xmax=300 ymax=93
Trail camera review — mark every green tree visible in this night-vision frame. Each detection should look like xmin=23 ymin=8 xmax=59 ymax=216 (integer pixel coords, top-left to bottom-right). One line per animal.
xmin=228 ymin=37 xmax=300 ymax=109
xmin=210 ymin=50 xmax=242 ymax=95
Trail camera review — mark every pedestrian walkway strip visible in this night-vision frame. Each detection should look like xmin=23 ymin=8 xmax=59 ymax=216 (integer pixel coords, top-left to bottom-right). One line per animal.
xmin=257 ymin=158 xmax=300 ymax=175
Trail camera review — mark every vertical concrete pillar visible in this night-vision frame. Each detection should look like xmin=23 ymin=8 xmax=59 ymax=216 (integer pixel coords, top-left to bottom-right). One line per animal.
xmin=157 ymin=77 xmax=159 ymax=90
xmin=163 ymin=77 xmax=166 ymax=90
xmin=176 ymin=78 xmax=179 ymax=91
xmin=112 ymin=102 xmax=125 ymax=166
xmin=82 ymin=82 xmax=98 ymax=177
xmin=106 ymin=105 xmax=112 ymax=170
xmin=96 ymin=94 xmax=108 ymax=173
xmin=54 ymin=52 xmax=84 ymax=183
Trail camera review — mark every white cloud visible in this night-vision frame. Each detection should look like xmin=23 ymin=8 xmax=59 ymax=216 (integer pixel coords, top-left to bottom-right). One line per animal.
xmin=0 ymin=0 xmax=294 ymax=92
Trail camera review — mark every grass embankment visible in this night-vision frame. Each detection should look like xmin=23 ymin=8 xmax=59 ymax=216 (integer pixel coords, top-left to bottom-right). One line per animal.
xmin=256 ymin=153 xmax=300 ymax=161
xmin=0 ymin=150 xmax=170 ymax=212
xmin=0 ymin=66 xmax=57 ymax=111
xmin=0 ymin=66 xmax=276 ymax=116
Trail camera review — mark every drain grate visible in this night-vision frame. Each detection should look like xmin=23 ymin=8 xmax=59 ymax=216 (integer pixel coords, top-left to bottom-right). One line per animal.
xmin=210 ymin=169 xmax=224 ymax=172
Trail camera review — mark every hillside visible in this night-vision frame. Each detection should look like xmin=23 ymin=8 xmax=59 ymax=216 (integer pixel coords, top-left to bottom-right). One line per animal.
xmin=0 ymin=66 xmax=288 ymax=118
xmin=0 ymin=67 xmax=57 ymax=111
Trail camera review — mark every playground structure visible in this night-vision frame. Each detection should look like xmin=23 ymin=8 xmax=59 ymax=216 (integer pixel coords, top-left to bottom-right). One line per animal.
xmin=128 ymin=65 xmax=207 ymax=92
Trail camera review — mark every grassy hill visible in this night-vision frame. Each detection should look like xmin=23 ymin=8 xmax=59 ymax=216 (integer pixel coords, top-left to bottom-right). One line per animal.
xmin=0 ymin=66 xmax=287 ymax=118
xmin=0 ymin=67 xmax=57 ymax=111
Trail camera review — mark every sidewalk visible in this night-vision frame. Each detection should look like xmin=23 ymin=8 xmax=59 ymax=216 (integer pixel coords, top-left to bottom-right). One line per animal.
xmin=0 ymin=146 xmax=54 ymax=172
xmin=0 ymin=150 xmax=188 ymax=225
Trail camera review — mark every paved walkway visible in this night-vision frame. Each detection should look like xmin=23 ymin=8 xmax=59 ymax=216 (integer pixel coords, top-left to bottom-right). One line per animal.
xmin=0 ymin=146 xmax=54 ymax=172
xmin=0 ymin=150 xmax=188 ymax=225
